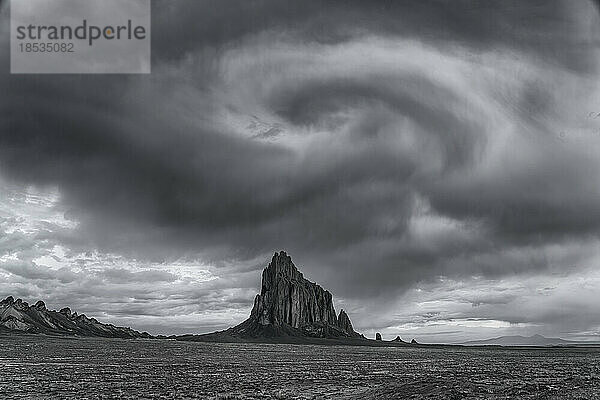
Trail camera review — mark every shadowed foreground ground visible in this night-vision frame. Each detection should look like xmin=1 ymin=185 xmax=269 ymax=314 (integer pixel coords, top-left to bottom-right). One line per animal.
xmin=0 ymin=335 xmax=599 ymax=399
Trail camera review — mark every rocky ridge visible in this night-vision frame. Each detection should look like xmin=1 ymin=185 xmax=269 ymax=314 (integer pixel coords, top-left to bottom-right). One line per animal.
xmin=0 ymin=296 xmax=151 ymax=338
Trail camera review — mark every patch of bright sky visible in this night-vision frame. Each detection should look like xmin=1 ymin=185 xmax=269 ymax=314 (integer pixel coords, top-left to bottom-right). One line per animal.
xmin=32 ymin=246 xmax=216 ymax=282
xmin=1 ymin=179 xmax=216 ymax=283
xmin=0 ymin=182 xmax=78 ymax=235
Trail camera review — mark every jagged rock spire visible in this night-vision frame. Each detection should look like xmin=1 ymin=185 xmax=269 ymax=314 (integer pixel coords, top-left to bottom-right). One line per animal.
xmin=261 ymin=251 xmax=304 ymax=289
xmin=251 ymin=251 xmax=338 ymax=328
xmin=337 ymin=309 xmax=355 ymax=335
xmin=241 ymin=251 xmax=360 ymax=338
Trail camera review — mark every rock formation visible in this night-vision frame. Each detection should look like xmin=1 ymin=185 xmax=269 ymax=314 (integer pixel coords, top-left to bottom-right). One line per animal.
xmin=230 ymin=251 xmax=361 ymax=339
xmin=337 ymin=309 xmax=355 ymax=335
xmin=0 ymin=296 xmax=151 ymax=338
xmin=176 ymin=251 xmax=413 ymax=346
xmin=376 ymin=332 xmax=382 ymax=341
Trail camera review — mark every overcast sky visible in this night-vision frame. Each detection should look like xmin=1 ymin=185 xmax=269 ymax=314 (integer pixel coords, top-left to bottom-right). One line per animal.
xmin=1 ymin=0 xmax=600 ymax=342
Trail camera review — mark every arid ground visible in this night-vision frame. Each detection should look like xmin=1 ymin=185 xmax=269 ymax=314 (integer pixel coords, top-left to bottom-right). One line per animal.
xmin=1 ymin=336 xmax=599 ymax=399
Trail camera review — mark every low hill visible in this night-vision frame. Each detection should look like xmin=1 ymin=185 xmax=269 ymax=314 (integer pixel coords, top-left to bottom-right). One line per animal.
xmin=463 ymin=335 xmax=580 ymax=347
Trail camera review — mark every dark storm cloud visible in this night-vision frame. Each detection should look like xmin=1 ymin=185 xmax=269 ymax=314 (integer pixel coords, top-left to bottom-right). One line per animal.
xmin=152 ymin=0 xmax=597 ymax=72
xmin=1 ymin=0 xmax=600 ymax=337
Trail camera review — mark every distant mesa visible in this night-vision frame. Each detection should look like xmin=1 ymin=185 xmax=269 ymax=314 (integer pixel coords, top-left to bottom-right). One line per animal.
xmin=0 ymin=296 xmax=151 ymax=338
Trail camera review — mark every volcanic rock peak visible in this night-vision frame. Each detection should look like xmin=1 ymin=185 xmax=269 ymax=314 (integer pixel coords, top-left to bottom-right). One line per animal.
xmin=262 ymin=251 xmax=304 ymax=285
xmin=241 ymin=251 xmax=360 ymax=338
